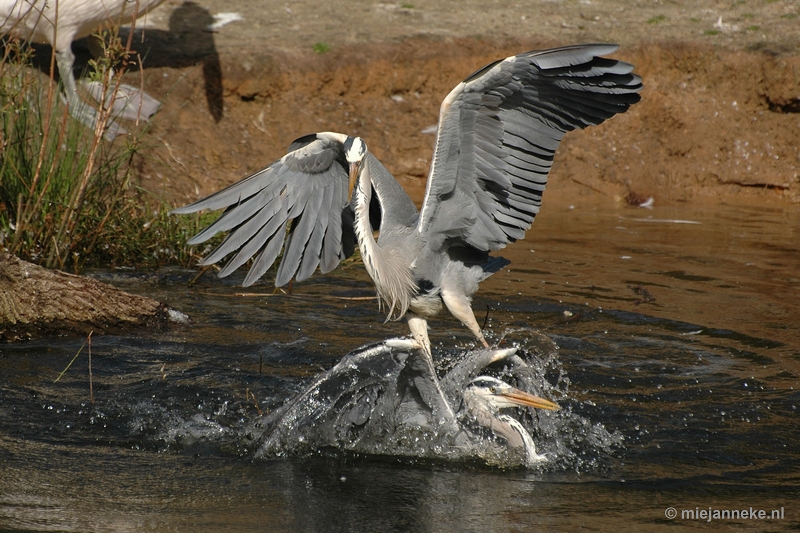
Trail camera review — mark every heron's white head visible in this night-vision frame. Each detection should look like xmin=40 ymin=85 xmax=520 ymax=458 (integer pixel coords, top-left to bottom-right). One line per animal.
xmin=464 ymin=376 xmax=558 ymax=466
xmin=465 ymin=376 xmax=560 ymax=412
xmin=345 ymin=136 xmax=368 ymax=194
xmin=344 ymin=136 xmax=367 ymax=163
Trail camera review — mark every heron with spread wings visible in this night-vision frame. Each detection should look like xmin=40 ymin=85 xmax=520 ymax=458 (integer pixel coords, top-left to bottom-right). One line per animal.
xmin=173 ymin=43 xmax=642 ymax=355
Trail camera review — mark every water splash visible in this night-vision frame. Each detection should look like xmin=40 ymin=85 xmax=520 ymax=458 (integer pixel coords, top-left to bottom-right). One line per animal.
xmin=246 ymin=329 xmax=623 ymax=470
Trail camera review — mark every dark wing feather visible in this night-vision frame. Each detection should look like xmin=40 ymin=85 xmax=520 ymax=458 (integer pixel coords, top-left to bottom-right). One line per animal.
xmin=171 ymin=132 xmax=355 ymax=287
xmin=253 ymin=340 xmax=455 ymax=458
xmin=418 ymin=43 xmax=642 ymax=252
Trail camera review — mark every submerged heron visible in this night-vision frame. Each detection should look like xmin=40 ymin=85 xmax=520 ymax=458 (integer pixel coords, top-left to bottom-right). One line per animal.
xmin=1 ymin=0 xmax=164 ymax=138
xmin=173 ymin=44 xmax=642 ymax=354
xmin=462 ymin=375 xmax=560 ymax=465
xmin=251 ymin=338 xmax=560 ymax=467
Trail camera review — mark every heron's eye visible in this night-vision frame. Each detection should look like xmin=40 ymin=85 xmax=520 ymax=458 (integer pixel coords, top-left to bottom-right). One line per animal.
xmin=489 ymin=386 xmax=496 ymax=393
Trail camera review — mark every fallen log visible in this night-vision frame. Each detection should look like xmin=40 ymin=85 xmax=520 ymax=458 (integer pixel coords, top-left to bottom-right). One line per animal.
xmin=0 ymin=253 xmax=189 ymax=342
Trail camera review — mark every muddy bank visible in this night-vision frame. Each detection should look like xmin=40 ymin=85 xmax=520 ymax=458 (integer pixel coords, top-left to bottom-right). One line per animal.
xmin=12 ymin=6 xmax=800 ymax=341
xmin=0 ymin=254 xmax=188 ymax=341
xmin=129 ymin=38 xmax=799 ymax=209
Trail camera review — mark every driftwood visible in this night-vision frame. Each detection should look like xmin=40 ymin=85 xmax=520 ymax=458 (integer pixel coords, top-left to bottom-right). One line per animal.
xmin=0 ymin=253 xmax=188 ymax=342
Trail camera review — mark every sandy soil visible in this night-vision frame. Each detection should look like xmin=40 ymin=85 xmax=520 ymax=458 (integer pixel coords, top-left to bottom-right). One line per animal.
xmin=104 ymin=0 xmax=799 ymax=208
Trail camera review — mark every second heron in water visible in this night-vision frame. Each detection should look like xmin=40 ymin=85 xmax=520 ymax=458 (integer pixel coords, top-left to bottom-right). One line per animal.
xmin=249 ymin=337 xmax=560 ymax=467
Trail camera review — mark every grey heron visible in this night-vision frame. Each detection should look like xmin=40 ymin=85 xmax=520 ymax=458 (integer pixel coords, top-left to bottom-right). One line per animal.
xmin=173 ymin=43 xmax=642 ymax=354
xmin=463 ymin=375 xmax=559 ymax=466
xmin=249 ymin=338 xmax=560 ymax=468
xmin=1 ymin=0 xmax=164 ymax=138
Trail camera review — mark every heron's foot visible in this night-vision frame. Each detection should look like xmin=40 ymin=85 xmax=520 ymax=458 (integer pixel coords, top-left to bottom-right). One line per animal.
xmin=403 ymin=337 xmax=433 ymax=360
xmin=385 ymin=337 xmax=420 ymax=351
xmin=487 ymin=346 xmax=518 ymax=364
xmin=406 ymin=314 xmax=432 ymax=357
xmin=62 ymin=91 xmax=128 ymax=141
xmin=81 ymin=80 xmax=161 ymax=122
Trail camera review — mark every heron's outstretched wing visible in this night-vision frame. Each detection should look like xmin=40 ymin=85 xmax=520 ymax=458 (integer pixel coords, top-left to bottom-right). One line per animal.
xmin=417 ymin=43 xmax=643 ymax=251
xmin=253 ymin=339 xmax=456 ymax=458
xmin=171 ymin=132 xmax=355 ymax=287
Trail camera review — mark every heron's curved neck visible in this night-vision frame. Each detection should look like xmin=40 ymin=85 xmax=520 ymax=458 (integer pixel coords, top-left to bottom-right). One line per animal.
xmin=493 ymin=414 xmax=543 ymax=466
xmin=353 ymin=162 xmax=378 ymax=261
xmin=353 ymin=159 xmax=414 ymax=320
xmin=465 ymin=393 xmax=545 ymax=466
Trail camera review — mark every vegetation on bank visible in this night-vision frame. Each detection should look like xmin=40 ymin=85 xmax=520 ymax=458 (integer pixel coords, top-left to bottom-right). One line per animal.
xmin=0 ymin=32 xmax=217 ymax=274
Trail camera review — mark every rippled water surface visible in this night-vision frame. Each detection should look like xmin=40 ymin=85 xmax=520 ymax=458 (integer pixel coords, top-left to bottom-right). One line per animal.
xmin=1 ymin=203 xmax=798 ymax=531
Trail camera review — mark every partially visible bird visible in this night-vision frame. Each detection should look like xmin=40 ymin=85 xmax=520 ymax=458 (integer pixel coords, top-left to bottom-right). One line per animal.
xmin=250 ymin=338 xmax=560 ymax=467
xmin=173 ymin=44 xmax=642 ymax=355
xmin=462 ymin=375 xmax=558 ymax=466
xmin=1 ymin=0 xmax=165 ymax=138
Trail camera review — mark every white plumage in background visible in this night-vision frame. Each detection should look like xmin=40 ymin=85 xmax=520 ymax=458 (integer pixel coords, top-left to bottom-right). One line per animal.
xmin=1 ymin=0 xmax=166 ymax=138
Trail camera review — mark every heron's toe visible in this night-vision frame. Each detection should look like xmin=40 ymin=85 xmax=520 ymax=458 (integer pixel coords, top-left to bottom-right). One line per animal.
xmin=385 ymin=337 xmax=420 ymax=350
xmin=488 ymin=346 xmax=518 ymax=363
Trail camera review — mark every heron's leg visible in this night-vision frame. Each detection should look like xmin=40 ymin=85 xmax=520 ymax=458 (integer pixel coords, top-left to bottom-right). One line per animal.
xmin=441 ymin=289 xmax=490 ymax=348
xmin=402 ymin=325 xmax=458 ymax=431
xmin=405 ymin=348 xmax=457 ymax=429
xmin=407 ymin=313 xmax=432 ymax=357
xmin=56 ymin=47 xmax=126 ymax=140
xmin=55 ymin=48 xmax=83 ymax=113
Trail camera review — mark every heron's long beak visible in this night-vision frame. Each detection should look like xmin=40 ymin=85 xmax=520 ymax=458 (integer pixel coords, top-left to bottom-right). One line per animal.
xmin=502 ymin=388 xmax=560 ymax=411
xmin=348 ymin=161 xmax=361 ymax=196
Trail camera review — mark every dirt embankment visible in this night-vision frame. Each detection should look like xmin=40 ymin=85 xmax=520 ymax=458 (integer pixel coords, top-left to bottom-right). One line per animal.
xmin=127 ymin=35 xmax=799 ymax=209
xmin=9 ymin=2 xmax=800 ymax=341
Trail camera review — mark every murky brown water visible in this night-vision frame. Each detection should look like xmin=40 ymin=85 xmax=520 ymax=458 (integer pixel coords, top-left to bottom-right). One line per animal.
xmin=1 ymin=202 xmax=798 ymax=531
xmin=492 ymin=202 xmax=799 ymax=348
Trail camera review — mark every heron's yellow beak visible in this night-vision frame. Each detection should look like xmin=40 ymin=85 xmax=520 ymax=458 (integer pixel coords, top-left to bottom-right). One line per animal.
xmin=348 ymin=161 xmax=361 ymax=196
xmin=502 ymin=388 xmax=560 ymax=411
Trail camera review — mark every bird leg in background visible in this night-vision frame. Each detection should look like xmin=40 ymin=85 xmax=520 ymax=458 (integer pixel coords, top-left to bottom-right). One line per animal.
xmin=441 ymin=289 xmax=490 ymax=348
xmin=55 ymin=48 xmax=127 ymax=140
xmin=55 ymin=49 xmax=80 ymax=110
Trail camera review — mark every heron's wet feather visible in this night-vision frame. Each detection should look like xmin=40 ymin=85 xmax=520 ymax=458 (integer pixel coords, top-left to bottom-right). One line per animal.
xmin=249 ymin=337 xmax=566 ymax=468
